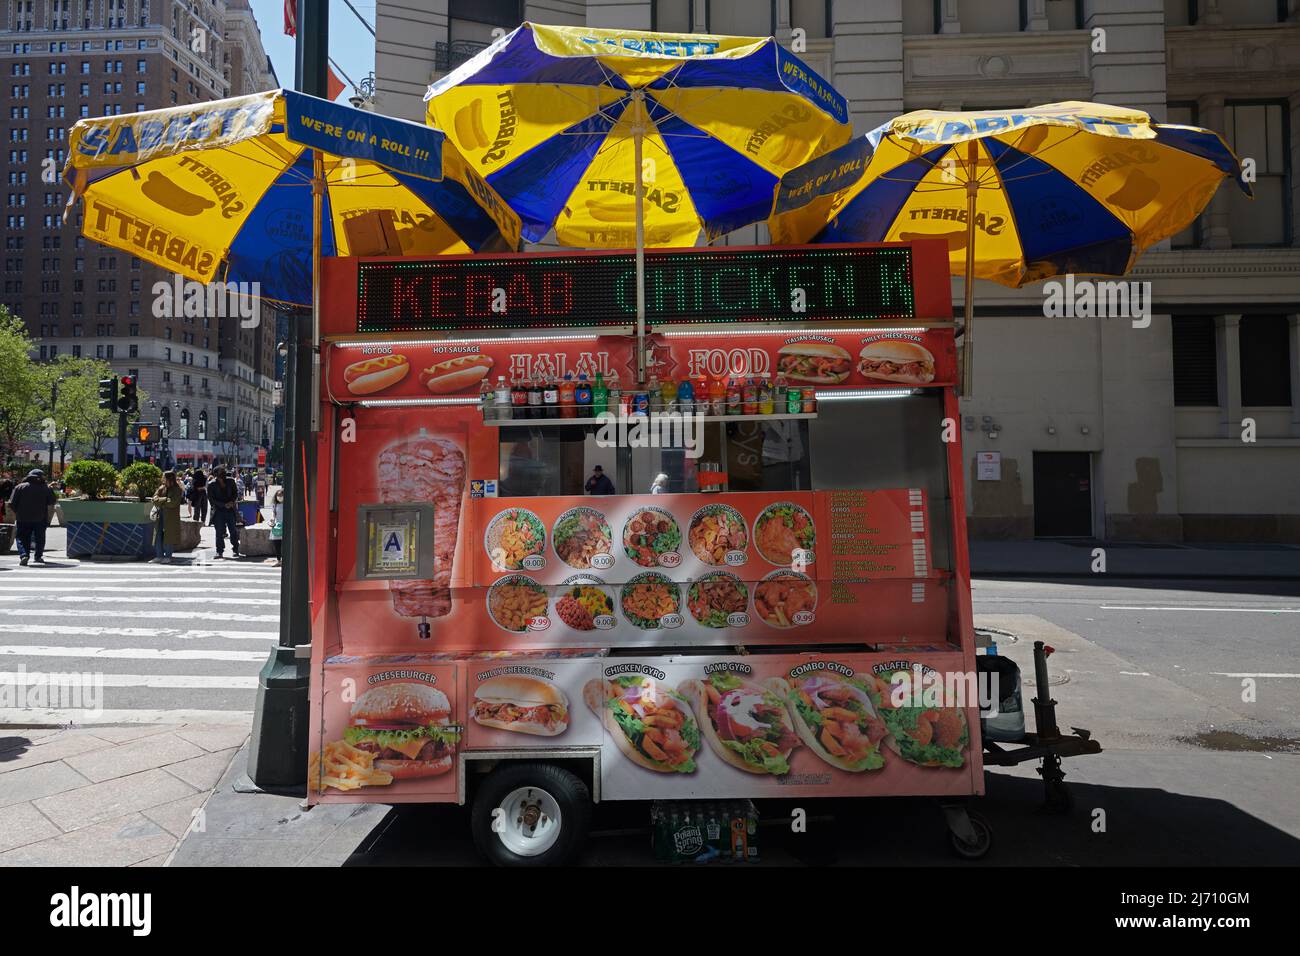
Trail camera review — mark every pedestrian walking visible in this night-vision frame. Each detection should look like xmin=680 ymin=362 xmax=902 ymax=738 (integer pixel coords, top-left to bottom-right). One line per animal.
xmin=0 ymin=471 xmax=14 ymax=524
xmin=8 ymin=468 xmax=57 ymax=566
xmin=208 ymin=466 xmax=241 ymax=559
xmin=150 ymin=470 xmax=184 ymax=563
xmin=235 ymin=471 xmax=246 ymax=498
xmin=187 ymin=468 xmax=208 ymax=524
xmin=267 ymin=486 xmax=284 ymax=567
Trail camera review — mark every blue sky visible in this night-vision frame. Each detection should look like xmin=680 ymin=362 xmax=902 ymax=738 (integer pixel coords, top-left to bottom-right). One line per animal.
xmin=249 ymin=0 xmax=377 ymax=98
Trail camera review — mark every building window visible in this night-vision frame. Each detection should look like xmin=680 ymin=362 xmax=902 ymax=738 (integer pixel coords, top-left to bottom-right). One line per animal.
xmin=705 ymin=0 xmax=773 ymax=35
xmin=1239 ymin=316 xmax=1291 ymax=407
xmin=1223 ymin=102 xmax=1290 ymax=246
xmin=1172 ymin=316 xmax=1218 ymax=406
xmin=197 ymin=409 xmax=208 ymax=440
xmin=179 ymin=408 xmax=189 ymax=439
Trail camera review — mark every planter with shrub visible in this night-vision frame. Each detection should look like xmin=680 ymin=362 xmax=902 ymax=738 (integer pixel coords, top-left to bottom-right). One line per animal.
xmin=59 ymin=460 xmax=158 ymax=558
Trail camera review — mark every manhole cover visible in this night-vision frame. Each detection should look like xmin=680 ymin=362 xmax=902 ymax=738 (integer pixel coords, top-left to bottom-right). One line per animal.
xmin=1021 ymin=671 xmax=1069 ymax=687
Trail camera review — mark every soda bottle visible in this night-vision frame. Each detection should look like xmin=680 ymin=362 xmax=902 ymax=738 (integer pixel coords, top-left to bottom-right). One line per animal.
xmin=710 ymin=377 xmax=726 ymax=416
xmin=592 ymin=371 xmax=609 ymax=416
xmin=494 ymin=375 xmax=511 ymax=421
xmin=676 ymin=376 xmax=694 ymax=412
xmin=510 ymin=375 xmax=528 ymax=418
xmin=758 ymin=377 xmax=774 ymax=415
xmin=559 ymin=373 xmax=576 ymax=419
xmin=527 ymin=375 xmax=543 ymax=419
xmin=479 ymin=377 xmax=493 ymax=420
xmin=660 ymin=376 xmax=677 ymax=411
xmin=574 ymin=374 xmax=593 ymax=418
xmin=742 ymin=378 xmax=758 ymax=415
xmin=725 ymin=378 xmax=741 ymax=415
xmin=542 ymin=376 xmax=559 ymax=419
xmin=648 ymin=373 xmax=661 ymax=412
xmin=773 ymin=372 xmax=788 ymax=417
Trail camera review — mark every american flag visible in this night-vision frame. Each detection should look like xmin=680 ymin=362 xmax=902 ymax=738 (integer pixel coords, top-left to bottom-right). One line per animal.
xmin=284 ymin=0 xmax=297 ymax=37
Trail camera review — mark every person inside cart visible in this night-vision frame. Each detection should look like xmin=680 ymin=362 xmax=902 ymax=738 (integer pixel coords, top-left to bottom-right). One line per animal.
xmin=585 ymin=465 xmax=615 ymax=495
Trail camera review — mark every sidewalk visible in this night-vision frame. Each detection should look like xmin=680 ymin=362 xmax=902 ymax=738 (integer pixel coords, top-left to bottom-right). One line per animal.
xmin=0 ymin=722 xmax=249 ymax=865
xmin=971 ymin=539 xmax=1300 ymax=579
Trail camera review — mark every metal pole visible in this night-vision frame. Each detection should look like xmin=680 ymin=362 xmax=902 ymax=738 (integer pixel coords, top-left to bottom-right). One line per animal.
xmin=116 ymin=411 xmax=127 ymax=467
xmin=47 ymin=380 xmax=57 ymax=473
xmin=247 ymin=0 xmax=325 ymax=790
xmin=632 ymin=90 xmax=647 ymax=383
xmin=311 ymin=150 xmax=323 ymax=432
xmin=961 ymin=140 xmax=978 ymax=397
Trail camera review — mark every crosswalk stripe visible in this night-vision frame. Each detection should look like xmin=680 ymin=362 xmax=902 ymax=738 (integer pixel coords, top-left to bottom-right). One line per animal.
xmin=0 ymin=624 xmax=276 ymax=640
xmin=0 ymin=645 xmax=269 ymax=661
xmin=0 ymin=707 xmax=253 ymax=725
xmin=0 ymin=595 xmax=280 ymax=605
xmin=0 ymin=586 xmax=280 ymax=595
xmin=3 ymin=564 xmax=281 ymax=574
xmin=0 ymin=609 xmax=279 ymax=622
xmin=0 ymin=671 xmax=259 ymax=689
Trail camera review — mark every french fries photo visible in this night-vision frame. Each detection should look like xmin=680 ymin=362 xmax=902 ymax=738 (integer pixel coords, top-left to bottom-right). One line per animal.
xmin=308 ymin=739 xmax=396 ymax=793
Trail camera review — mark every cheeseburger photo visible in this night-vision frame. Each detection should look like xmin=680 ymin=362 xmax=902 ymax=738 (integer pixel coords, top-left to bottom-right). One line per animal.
xmin=472 ymin=674 xmax=570 ymax=737
xmin=777 ymin=342 xmax=852 ymax=383
xmin=857 ymin=340 xmax=935 ymax=384
xmin=344 ymin=681 xmax=459 ymax=779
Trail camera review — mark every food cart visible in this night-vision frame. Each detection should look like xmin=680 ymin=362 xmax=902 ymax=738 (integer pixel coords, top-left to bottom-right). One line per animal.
xmin=306 ymin=238 xmax=1009 ymax=864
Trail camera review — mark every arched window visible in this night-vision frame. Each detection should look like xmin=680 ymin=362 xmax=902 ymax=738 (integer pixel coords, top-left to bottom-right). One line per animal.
xmin=197 ymin=409 xmax=208 ymax=440
xmin=179 ymin=408 xmax=190 ymax=439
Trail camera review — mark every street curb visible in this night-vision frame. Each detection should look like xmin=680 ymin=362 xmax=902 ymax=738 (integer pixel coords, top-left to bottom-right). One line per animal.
xmin=163 ymin=735 xmax=251 ymax=868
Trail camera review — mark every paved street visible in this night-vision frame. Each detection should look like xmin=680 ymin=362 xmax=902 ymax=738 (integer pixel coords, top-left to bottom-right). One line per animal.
xmin=0 ymin=528 xmax=278 ymax=725
xmin=2 ymin=536 xmax=1298 ymax=866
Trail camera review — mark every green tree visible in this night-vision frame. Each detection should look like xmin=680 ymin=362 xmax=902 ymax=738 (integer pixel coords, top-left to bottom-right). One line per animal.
xmin=0 ymin=307 xmax=42 ymax=465
xmin=40 ymin=354 xmax=123 ymax=459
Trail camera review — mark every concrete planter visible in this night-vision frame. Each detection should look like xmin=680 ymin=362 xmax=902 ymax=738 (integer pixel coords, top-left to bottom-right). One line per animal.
xmin=58 ymin=498 xmax=195 ymax=558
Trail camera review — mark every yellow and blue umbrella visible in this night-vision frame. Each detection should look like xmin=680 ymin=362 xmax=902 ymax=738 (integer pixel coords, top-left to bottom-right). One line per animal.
xmin=769 ymin=101 xmax=1251 ymax=389
xmin=424 ymin=22 xmax=851 ymax=248
xmin=770 ymin=101 xmax=1249 ymax=281
xmin=63 ymin=88 xmax=521 ymax=308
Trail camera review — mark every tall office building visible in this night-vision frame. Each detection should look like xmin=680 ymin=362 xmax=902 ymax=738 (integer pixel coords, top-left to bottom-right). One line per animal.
xmin=2 ymin=0 xmax=279 ymax=467
xmin=373 ymin=0 xmax=1300 ymax=542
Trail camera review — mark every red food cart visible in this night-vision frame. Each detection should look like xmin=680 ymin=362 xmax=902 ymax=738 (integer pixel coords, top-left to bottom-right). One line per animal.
xmin=306 ymin=239 xmax=1014 ymax=864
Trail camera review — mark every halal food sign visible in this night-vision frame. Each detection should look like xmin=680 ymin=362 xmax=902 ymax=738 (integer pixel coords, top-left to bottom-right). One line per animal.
xmin=354 ymin=245 xmax=917 ymax=333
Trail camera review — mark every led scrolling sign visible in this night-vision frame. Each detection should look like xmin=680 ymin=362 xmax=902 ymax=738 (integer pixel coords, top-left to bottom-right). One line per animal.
xmin=355 ymin=246 xmax=917 ymax=333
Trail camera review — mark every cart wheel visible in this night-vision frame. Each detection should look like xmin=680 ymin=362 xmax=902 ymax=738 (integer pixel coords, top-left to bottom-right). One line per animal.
xmin=948 ymin=811 xmax=993 ymax=860
xmin=471 ymin=762 xmax=591 ymax=867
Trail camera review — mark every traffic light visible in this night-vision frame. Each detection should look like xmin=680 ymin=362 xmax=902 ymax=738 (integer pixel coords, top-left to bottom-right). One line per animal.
xmin=133 ymin=422 xmax=156 ymax=446
xmin=97 ymin=376 xmax=118 ymax=411
xmin=118 ymin=375 xmax=138 ymax=414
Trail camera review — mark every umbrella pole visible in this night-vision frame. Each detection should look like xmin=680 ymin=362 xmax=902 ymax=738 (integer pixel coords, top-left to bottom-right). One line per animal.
xmin=632 ymin=91 xmax=647 ymax=384
xmin=961 ymin=141 xmax=978 ymax=397
xmin=311 ymin=148 xmax=324 ymax=431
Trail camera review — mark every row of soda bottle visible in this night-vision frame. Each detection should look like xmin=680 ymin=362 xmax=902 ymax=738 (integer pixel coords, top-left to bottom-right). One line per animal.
xmin=650 ymin=799 xmax=760 ymax=864
xmin=481 ymin=372 xmax=816 ymax=420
